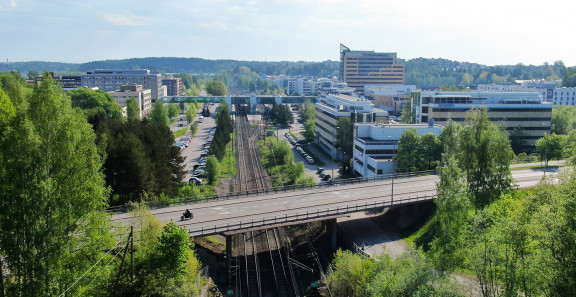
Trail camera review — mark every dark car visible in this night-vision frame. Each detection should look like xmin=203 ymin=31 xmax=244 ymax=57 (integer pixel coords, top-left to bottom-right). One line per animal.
xmin=188 ymin=177 xmax=202 ymax=185
xmin=322 ymin=175 xmax=331 ymax=181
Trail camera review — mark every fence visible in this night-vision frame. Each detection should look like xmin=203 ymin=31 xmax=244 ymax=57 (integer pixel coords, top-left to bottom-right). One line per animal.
xmin=186 ymin=193 xmax=436 ymax=237
xmin=107 ymin=170 xmax=436 ymax=214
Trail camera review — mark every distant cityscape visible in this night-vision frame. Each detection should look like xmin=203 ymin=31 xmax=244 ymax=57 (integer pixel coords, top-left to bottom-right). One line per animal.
xmin=15 ymin=44 xmax=576 ymax=179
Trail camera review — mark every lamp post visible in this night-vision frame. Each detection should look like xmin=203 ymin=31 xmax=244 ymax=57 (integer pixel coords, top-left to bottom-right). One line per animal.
xmin=388 ymin=136 xmax=396 ymax=205
xmin=544 ymin=124 xmax=555 ymax=168
xmin=332 ymin=126 xmax=339 ymax=183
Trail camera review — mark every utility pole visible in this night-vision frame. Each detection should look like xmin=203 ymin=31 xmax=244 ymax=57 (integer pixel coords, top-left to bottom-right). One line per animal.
xmin=130 ymin=226 xmax=134 ymax=284
xmin=112 ymin=230 xmax=132 ymax=296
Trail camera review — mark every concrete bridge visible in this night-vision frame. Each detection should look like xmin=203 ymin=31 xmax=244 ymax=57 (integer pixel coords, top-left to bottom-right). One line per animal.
xmin=111 ymin=168 xmax=551 ymax=238
xmin=161 ymin=95 xmax=316 ymax=113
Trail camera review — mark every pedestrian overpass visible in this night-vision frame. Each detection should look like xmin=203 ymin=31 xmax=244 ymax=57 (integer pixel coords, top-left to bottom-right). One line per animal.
xmin=162 ymin=95 xmax=317 ymax=113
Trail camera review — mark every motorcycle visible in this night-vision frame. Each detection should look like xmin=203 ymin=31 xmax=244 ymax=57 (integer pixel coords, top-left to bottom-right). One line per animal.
xmin=181 ymin=210 xmax=194 ymax=221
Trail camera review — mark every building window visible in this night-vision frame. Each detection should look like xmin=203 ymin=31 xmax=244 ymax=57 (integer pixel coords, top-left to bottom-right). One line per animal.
xmin=367 ymin=164 xmax=376 ymax=173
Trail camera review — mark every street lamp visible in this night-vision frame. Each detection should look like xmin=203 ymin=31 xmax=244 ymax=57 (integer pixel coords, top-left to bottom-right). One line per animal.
xmin=332 ymin=126 xmax=339 ymax=183
xmin=545 ymin=124 xmax=555 ymax=168
xmin=388 ymin=136 xmax=396 ymax=205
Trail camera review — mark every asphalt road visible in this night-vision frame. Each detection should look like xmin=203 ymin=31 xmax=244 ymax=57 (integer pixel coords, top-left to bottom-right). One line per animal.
xmin=111 ymin=167 xmax=558 ymax=237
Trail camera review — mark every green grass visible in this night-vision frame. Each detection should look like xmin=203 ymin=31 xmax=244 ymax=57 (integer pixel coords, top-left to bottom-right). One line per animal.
xmin=173 ymin=127 xmax=189 ymax=138
xmin=404 ymin=211 xmax=438 ymax=251
xmin=204 ymin=236 xmax=223 ymax=245
xmin=219 ymin=136 xmax=237 ymax=176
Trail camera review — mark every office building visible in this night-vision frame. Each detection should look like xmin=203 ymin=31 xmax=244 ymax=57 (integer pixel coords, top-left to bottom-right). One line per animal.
xmin=364 ymin=85 xmax=417 ymax=115
xmin=162 ymin=77 xmax=184 ymax=96
xmin=315 ymin=94 xmax=388 ymax=160
xmin=108 ymin=85 xmax=152 ymax=119
xmin=553 ymin=87 xmax=576 ymax=106
xmin=339 ymin=44 xmax=404 ymax=94
xmin=478 ymin=80 xmax=561 ymax=101
xmin=412 ymin=91 xmax=553 ymax=151
xmin=353 ymin=123 xmax=443 ymax=177
xmin=82 ymin=69 xmax=163 ymax=101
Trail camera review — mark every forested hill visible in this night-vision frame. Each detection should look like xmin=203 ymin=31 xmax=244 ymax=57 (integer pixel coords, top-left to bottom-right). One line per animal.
xmin=0 ymin=57 xmax=340 ymax=77
xmin=1 ymin=57 xmax=572 ymax=88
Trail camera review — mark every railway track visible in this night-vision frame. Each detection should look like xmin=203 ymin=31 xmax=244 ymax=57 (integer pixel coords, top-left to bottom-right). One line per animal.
xmin=234 ymin=109 xmax=271 ymax=194
xmin=234 ymin=228 xmax=300 ymax=297
xmin=231 ymin=107 xmax=310 ymax=296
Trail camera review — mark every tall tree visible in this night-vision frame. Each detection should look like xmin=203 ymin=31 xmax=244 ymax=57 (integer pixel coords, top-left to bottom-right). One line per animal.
xmin=99 ymin=118 xmax=185 ymax=205
xmin=438 ymin=120 xmax=462 ymax=157
xmin=395 ymin=128 xmax=422 ymax=173
xmin=205 ymin=156 xmax=220 ymax=185
xmin=0 ymin=73 xmax=113 ymax=296
xmin=400 ymin=98 xmax=416 ymax=123
xmin=551 ymin=105 xmax=576 ymax=135
xmin=430 ymin=155 xmax=469 ymax=271
xmin=535 ymin=133 xmax=567 ymax=162
xmin=150 ymin=102 xmax=170 ymax=127
xmin=459 ymin=108 xmax=513 ymax=210
xmin=205 ymin=80 xmax=227 ymax=96
xmin=420 ymin=133 xmax=442 ymax=170
xmin=126 ymin=97 xmax=140 ymax=121
xmin=336 ymin=117 xmax=354 ymax=174
xmin=68 ymin=88 xmax=123 ymax=120
xmin=167 ymin=103 xmax=181 ymax=119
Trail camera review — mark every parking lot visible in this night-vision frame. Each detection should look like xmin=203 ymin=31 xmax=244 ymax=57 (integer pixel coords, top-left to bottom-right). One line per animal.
xmin=172 ymin=104 xmax=217 ymax=184
xmin=175 ymin=105 xmax=336 ymax=186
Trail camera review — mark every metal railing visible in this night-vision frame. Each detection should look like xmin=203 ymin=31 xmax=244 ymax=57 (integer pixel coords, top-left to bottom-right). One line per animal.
xmin=107 ymin=170 xmax=436 ymax=214
xmin=187 ymin=193 xmax=436 ymax=237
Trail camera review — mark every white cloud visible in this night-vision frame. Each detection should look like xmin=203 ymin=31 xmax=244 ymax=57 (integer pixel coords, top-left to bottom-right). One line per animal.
xmin=0 ymin=0 xmax=18 ymax=11
xmin=103 ymin=14 xmax=151 ymax=26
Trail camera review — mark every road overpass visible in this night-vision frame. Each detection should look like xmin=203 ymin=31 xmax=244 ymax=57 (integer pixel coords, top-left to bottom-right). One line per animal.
xmin=161 ymin=95 xmax=316 ymax=113
xmin=111 ymin=168 xmax=555 ymax=237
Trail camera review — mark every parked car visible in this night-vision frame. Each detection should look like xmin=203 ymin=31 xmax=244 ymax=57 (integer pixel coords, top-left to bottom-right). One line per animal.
xmin=319 ymin=171 xmax=326 ymax=178
xmin=317 ymin=168 xmax=325 ymax=174
xmin=188 ymin=177 xmax=202 ymax=185
xmin=322 ymin=175 xmax=331 ymax=181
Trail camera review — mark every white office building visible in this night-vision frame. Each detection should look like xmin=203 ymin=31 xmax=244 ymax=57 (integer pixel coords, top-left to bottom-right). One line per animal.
xmin=353 ymin=123 xmax=443 ymax=177
xmin=413 ymin=90 xmax=553 ymax=151
xmin=553 ymin=87 xmax=576 ymax=106
xmin=315 ymin=94 xmax=388 ymax=160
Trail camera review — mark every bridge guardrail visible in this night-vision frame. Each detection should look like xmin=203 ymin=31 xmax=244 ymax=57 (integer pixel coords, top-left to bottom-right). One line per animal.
xmin=106 ymin=170 xmax=436 ymax=214
xmin=187 ymin=193 xmax=436 ymax=237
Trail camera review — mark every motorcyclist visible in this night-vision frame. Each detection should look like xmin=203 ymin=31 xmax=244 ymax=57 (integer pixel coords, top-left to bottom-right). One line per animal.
xmin=184 ymin=209 xmax=192 ymax=218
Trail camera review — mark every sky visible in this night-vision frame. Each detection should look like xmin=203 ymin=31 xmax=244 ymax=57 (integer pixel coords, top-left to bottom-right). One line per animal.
xmin=1 ymin=0 xmax=575 ymax=66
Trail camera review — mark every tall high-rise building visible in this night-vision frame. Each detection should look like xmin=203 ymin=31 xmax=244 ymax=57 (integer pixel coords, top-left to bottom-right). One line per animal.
xmin=339 ymin=44 xmax=404 ymax=93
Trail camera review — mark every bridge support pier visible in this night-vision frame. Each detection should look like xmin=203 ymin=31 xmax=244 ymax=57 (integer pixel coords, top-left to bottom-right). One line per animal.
xmin=226 ymin=235 xmax=232 ymax=289
xmin=326 ymin=219 xmax=338 ymax=251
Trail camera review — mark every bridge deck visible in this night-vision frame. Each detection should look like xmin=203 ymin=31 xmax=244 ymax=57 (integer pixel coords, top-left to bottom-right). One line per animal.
xmin=110 ymin=168 xmax=553 ymax=237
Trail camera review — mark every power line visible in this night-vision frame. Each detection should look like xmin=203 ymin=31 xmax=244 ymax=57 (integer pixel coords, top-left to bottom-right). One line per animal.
xmin=58 ymin=237 xmax=127 ymax=297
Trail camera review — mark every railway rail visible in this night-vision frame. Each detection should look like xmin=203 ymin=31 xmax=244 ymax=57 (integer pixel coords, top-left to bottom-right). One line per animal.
xmin=234 ymin=109 xmax=271 ymax=194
